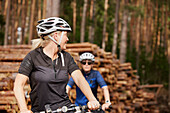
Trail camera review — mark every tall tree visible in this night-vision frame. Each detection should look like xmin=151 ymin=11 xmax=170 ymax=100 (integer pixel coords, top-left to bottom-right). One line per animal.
xmin=88 ymin=0 xmax=94 ymax=42
xmin=89 ymin=0 xmax=96 ymax=43
xmin=112 ymin=0 xmax=120 ymax=57
xmin=4 ymin=0 xmax=10 ymax=45
xmin=43 ymin=0 xmax=46 ymax=18
xmin=46 ymin=0 xmax=60 ymax=18
xmin=21 ymin=0 xmax=28 ymax=44
xmin=80 ymin=0 xmax=88 ymax=43
xmin=28 ymin=0 xmax=36 ymax=44
xmin=102 ymin=0 xmax=108 ymax=50
xmin=11 ymin=0 xmax=17 ymax=45
xmin=72 ymin=0 xmax=76 ymax=42
xmin=119 ymin=0 xmax=129 ymax=63
xmin=15 ymin=0 xmax=22 ymax=44
xmin=38 ymin=0 xmax=42 ymax=20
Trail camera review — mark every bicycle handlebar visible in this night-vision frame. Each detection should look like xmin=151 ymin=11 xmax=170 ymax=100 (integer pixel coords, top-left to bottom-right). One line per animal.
xmin=45 ymin=104 xmax=112 ymax=113
xmin=45 ymin=104 xmax=88 ymax=113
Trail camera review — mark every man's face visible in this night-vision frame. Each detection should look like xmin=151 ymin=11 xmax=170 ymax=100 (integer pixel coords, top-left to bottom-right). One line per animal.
xmin=81 ymin=59 xmax=93 ymax=72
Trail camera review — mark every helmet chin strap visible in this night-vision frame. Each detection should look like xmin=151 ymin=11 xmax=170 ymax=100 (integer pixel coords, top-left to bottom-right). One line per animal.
xmin=47 ymin=31 xmax=65 ymax=66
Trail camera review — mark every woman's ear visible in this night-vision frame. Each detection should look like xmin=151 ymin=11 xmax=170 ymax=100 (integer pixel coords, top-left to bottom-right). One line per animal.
xmin=53 ymin=32 xmax=59 ymax=41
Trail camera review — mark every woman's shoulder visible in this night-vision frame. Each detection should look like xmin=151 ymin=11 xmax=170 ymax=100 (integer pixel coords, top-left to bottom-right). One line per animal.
xmin=24 ymin=48 xmax=41 ymax=59
xmin=63 ymin=51 xmax=72 ymax=58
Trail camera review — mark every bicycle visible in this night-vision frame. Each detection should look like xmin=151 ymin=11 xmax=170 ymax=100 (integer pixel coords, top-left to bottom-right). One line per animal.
xmin=45 ymin=104 xmax=111 ymax=113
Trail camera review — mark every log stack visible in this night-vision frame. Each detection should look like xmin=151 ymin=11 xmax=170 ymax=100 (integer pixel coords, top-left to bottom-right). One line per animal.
xmin=0 ymin=42 xmax=161 ymax=113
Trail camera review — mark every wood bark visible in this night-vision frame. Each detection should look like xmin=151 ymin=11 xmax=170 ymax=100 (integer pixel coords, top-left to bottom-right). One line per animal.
xmin=21 ymin=0 xmax=28 ymax=44
xmin=4 ymin=0 xmax=10 ymax=45
xmin=90 ymin=0 xmax=96 ymax=43
xmin=15 ymin=0 xmax=21 ymax=44
xmin=28 ymin=0 xmax=36 ymax=44
xmin=46 ymin=0 xmax=52 ymax=18
xmin=43 ymin=0 xmax=46 ymax=18
xmin=88 ymin=0 xmax=93 ymax=42
xmin=11 ymin=0 xmax=17 ymax=45
xmin=102 ymin=0 xmax=108 ymax=50
xmin=112 ymin=0 xmax=120 ymax=57
xmin=80 ymin=0 xmax=88 ymax=43
xmin=120 ymin=0 xmax=128 ymax=63
xmin=38 ymin=0 xmax=41 ymax=20
xmin=135 ymin=0 xmax=142 ymax=75
xmin=52 ymin=0 xmax=60 ymax=17
xmin=46 ymin=0 xmax=60 ymax=18
xmin=73 ymin=0 xmax=76 ymax=42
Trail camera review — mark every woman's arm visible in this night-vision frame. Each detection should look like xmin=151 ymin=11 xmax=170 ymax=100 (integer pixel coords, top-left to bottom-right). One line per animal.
xmin=71 ymin=70 xmax=100 ymax=110
xmin=102 ymin=86 xmax=111 ymax=110
xmin=13 ymin=73 xmax=32 ymax=113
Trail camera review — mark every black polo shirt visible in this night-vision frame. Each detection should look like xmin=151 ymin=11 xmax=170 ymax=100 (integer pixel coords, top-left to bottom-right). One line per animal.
xmin=18 ymin=47 xmax=79 ymax=112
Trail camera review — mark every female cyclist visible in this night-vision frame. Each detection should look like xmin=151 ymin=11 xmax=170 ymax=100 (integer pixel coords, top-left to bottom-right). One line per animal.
xmin=13 ymin=17 xmax=100 ymax=113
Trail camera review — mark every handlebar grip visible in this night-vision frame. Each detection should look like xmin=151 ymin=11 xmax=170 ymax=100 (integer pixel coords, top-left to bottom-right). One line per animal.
xmin=105 ymin=105 xmax=112 ymax=112
xmin=45 ymin=104 xmax=52 ymax=113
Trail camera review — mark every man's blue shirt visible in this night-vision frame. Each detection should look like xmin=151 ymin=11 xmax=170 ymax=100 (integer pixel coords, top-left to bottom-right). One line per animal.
xmin=67 ymin=69 xmax=107 ymax=106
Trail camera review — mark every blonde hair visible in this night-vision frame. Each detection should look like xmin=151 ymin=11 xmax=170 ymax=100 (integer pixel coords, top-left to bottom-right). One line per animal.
xmin=31 ymin=31 xmax=61 ymax=50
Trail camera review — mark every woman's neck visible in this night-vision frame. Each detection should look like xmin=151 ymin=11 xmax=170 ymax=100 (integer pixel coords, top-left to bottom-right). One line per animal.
xmin=43 ymin=43 xmax=59 ymax=60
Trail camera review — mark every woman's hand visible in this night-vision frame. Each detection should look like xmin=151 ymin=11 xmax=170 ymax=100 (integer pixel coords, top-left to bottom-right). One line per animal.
xmin=102 ymin=102 xmax=111 ymax=111
xmin=87 ymin=100 xmax=100 ymax=110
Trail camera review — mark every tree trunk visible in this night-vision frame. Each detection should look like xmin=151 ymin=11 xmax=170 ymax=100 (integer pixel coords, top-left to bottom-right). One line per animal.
xmin=15 ymin=0 xmax=21 ymax=44
xmin=90 ymin=0 xmax=96 ymax=43
xmin=80 ymin=0 xmax=88 ymax=43
xmin=43 ymin=0 xmax=46 ymax=18
xmin=28 ymin=0 xmax=36 ymax=44
xmin=112 ymin=0 xmax=120 ymax=57
xmin=73 ymin=0 xmax=76 ymax=42
xmin=21 ymin=0 xmax=28 ymax=44
xmin=46 ymin=0 xmax=60 ymax=18
xmin=135 ymin=0 xmax=142 ymax=75
xmin=38 ymin=0 xmax=42 ymax=20
xmin=88 ymin=0 xmax=93 ymax=42
xmin=119 ymin=0 xmax=128 ymax=64
xmin=4 ymin=0 xmax=10 ymax=45
xmin=3 ymin=0 xmax=8 ymax=17
xmin=11 ymin=0 xmax=17 ymax=45
xmin=102 ymin=0 xmax=108 ymax=50
xmin=164 ymin=0 xmax=168 ymax=56
xmin=46 ymin=0 xmax=52 ymax=18
xmin=52 ymin=0 xmax=60 ymax=17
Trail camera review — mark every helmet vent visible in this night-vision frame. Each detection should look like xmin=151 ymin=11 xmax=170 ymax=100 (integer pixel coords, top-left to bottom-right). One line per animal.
xmin=37 ymin=20 xmax=44 ymax=23
xmin=48 ymin=19 xmax=55 ymax=21
xmin=43 ymin=26 xmax=53 ymax=29
xmin=56 ymin=23 xmax=64 ymax=26
xmin=44 ymin=22 xmax=54 ymax=25
xmin=40 ymin=29 xmax=45 ymax=32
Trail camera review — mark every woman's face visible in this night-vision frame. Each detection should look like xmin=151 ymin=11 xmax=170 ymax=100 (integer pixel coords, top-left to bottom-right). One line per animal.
xmin=81 ymin=59 xmax=93 ymax=72
xmin=55 ymin=31 xmax=69 ymax=50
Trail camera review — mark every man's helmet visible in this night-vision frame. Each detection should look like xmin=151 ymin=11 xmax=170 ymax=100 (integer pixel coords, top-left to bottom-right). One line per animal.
xmin=80 ymin=52 xmax=95 ymax=62
xmin=36 ymin=17 xmax=71 ymax=37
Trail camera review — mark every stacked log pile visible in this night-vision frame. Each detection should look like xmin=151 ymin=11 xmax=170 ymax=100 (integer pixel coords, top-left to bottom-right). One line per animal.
xmin=0 ymin=45 xmax=31 ymax=113
xmin=0 ymin=42 xmax=161 ymax=113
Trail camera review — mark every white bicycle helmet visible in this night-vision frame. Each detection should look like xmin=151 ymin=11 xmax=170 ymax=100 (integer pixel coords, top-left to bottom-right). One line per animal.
xmin=80 ymin=52 xmax=95 ymax=62
xmin=36 ymin=17 xmax=71 ymax=37
xmin=36 ymin=17 xmax=71 ymax=67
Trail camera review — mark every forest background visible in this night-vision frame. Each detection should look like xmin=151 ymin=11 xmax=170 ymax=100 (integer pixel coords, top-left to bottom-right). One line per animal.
xmin=0 ymin=0 xmax=169 ymax=108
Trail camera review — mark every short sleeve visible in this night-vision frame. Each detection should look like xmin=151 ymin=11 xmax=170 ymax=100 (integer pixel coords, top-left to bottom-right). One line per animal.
xmin=67 ymin=77 xmax=75 ymax=88
xmin=67 ymin=53 xmax=79 ymax=75
xmin=96 ymin=71 xmax=107 ymax=88
xmin=18 ymin=53 xmax=33 ymax=77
